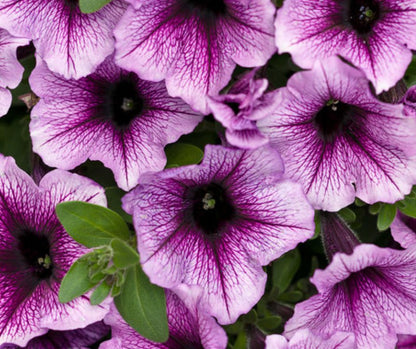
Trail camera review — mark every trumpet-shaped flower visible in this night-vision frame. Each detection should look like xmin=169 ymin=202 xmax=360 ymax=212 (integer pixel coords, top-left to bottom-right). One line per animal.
xmin=258 ymin=57 xmax=416 ymax=211
xmin=0 ymin=0 xmax=127 ymax=79
xmin=29 ymin=56 xmax=202 ymax=191
xmin=0 ymin=155 xmax=109 ymax=346
xmin=285 ymin=213 xmax=416 ymax=349
xmin=114 ymin=0 xmax=276 ymax=113
xmin=123 ymin=145 xmax=315 ymax=324
xmin=275 ymin=0 xmax=416 ymax=93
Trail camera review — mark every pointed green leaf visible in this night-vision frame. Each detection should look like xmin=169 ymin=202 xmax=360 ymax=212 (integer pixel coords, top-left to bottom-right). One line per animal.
xmin=165 ymin=143 xmax=204 ymax=168
xmin=56 ymin=201 xmax=130 ymax=248
xmin=59 ymin=253 xmax=98 ymax=303
xmin=377 ymin=204 xmax=397 ymax=231
xmin=90 ymin=281 xmax=112 ymax=305
xmin=110 ymin=238 xmax=140 ymax=268
xmin=79 ymin=0 xmax=112 ymax=13
xmin=114 ymin=265 xmax=168 ymax=342
xmin=338 ymin=207 xmax=356 ymax=223
xmin=257 ymin=316 xmax=282 ymax=333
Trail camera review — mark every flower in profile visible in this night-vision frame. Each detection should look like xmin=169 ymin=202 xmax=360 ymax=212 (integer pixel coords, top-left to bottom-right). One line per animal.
xmin=207 ymin=69 xmax=275 ymax=149
xmin=390 ymin=211 xmax=416 ymax=248
xmin=114 ymin=0 xmax=276 ymax=113
xmin=257 ymin=57 xmax=416 ymax=211
xmin=0 ymin=0 xmax=127 ymax=79
xmin=285 ymin=212 xmax=416 ymax=349
xmin=101 ymin=286 xmax=227 ymax=348
xmin=275 ymin=0 xmax=416 ymax=93
xmin=0 ymin=154 xmax=109 ymax=346
xmin=29 ymin=56 xmax=202 ymax=191
xmin=123 ymin=145 xmax=315 ymax=324
xmin=0 ymin=321 xmax=110 ymax=349
xmin=265 ymin=329 xmax=354 ymax=349
xmin=0 ymin=29 xmax=29 ymax=117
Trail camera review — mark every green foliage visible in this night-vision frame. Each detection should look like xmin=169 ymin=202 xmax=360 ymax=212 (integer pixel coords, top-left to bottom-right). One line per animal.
xmin=59 ymin=252 xmax=99 ymax=303
xmin=398 ymin=188 xmax=416 ymax=218
xmin=338 ymin=207 xmax=356 ymax=223
xmin=114 ymin=265 xmax=169 ymax=343
xmin=56 ymin=201 xmax=130 ymax=247
xmin=90 ymin=281 xmax=112 ymax=305
xmin=165 ymin=143 xmax=204 ymax=168
xmin=272 ymin=249 xmax=301 ymax=294
xmin=111 ymin=238 xmax=140 ymax=268
xmin=79 ymin=0 xmax=112 ymax=13
xmin=377 ymin=204 xmax=397 ymax=231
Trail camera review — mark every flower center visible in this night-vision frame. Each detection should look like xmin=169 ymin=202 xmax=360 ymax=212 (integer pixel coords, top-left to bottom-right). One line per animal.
xmin=104 ymin=76 xmax=144 ymax=129
xmin=314 ymin=99 xmax=353 ymax=143
xmin=17 ymin=229 xmax=53 ymax=280
xmin=347 ymin=0 xmax=380 ymax=34
xmin=64 ymin=0 xmax=78 ymax=9
xmin=191 ymin=183 xmax=235 ymax=236
xmin=183 ymin=0 xmax=227 ymax=17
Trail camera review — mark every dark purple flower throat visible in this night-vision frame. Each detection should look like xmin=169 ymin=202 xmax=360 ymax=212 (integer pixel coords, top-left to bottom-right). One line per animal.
xmin=103 ymin=76 xmax=144 ymax=129
xmin=191 ymin=183 xmax=235 ymax=236
xmin=347 ymin=0 xmax=380 ymax=34
xmin=17 ymin=229 xmax=53 ymax=280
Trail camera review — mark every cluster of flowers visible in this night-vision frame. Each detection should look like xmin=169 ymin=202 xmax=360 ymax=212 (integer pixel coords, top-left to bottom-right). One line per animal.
xmin=0 ymin=0 xmax=416 ymax=348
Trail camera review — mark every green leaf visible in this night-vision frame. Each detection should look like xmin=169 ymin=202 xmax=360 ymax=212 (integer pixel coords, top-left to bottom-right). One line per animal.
xmin=369 ymin=202 xmax=382 ymax=215
xmin=338 ymin=207 xmax=356 ymax=223
xmin=110 ymin=238 xmax=140 ymax=268
xmin=277 ymin=290 xmax=303 ymax=303
xmin=56 ymin=201 xmax=130 ymax=248
xmin=59 ymin=253 xmax=98 ymax=303
xmin=399 ymin=197 xmax=416 ymax=218
xmin=256 ymin=316 xmax=282 ymax=333
xmin=165 ymin=143 xmax=204 ymax=168
xmin=114 ymin=265 xmax=169 ymax=342
xmin=90 ymin=281 xmax=111 ymax=305
xmin=79 ymin=0 xmax=112 ymax=13
xmin=272 ymin=249 xmax=301 ymax=294
xmin=377 ymin=204 xmax=397 ymax=231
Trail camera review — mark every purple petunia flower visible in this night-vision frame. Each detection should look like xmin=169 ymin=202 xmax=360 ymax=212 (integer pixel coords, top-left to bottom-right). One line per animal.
xmin=123 ymin=145 xmax=315 ymax=324
xmin=0 ymin=154 xmax=109 ymax=346
xmin=0 ymin=321 xmax=110 ymax=349
xmin=275 ymin=0 xmax=416 ymax=94
xmin=285 ymin=212 xmax=416 ymax=349
xmin=0 ymin=0 xmax=127 ymax=79
xmin=0 ymin=29 xmax=28 ymax=117
xmin=100 ymin=286 xmax=227 ymax=348
xmin=390 ymin=211 xmax=416 ymax=248
xmin=265 ymin=329 xmax=354 ymax=349
xmin=257 ymin=57 xmax=416 ymax=211
xmin=114 ymin=0 xmax=276 ymax=113
xmin=207 ymin=69 xmax=275 ymax=149
xmin=29 ymin=56 xmax=202 ymax=191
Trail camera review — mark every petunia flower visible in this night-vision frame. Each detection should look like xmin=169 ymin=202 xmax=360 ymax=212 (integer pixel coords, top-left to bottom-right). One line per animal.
xmin=0 ymin=154 xmax=109 ymax=346
xmin=122 ymin=145 xmax=315 ymax=324
xmin=114 ymin=0 xmax=276 ymax=113
xmin=0 ymin=29 xmax=29 ymax=116
xmin=0 ymin=0 xmax=127 ymax=79
xmin=100 ymin=286 xmax=227 ymax=348
xmin=265 ymin=329 xmax=354 ymax=349
xmin=390 ymin=211 xmax=416 ymax=248
xmin=275 ymin=0 xmax=416 ymax=94
xmin=0 ymin=321 xmax=110 ymax=349
xmin=285 ymin=212 xmax=416 ymax=349
xmin=29 ymin=56 xmax=202 ymax=191
xmin=257 ymin=57 xmax=416 ymax=211
xmin=207 ymin=69 xmax=275 ymax=149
